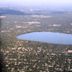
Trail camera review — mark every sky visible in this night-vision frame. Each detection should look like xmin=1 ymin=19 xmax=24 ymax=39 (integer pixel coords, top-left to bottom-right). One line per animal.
xmin=0 ymin=0 xmax=72 ymax=8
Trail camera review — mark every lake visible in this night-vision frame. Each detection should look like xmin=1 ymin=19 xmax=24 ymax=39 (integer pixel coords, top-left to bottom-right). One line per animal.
xmin=16 ymin=32 xmax=72 ymax=45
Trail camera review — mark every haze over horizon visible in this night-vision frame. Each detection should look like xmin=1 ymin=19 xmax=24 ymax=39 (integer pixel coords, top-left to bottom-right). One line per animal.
xmin=0 ymin=0 xmax=72 ymax=8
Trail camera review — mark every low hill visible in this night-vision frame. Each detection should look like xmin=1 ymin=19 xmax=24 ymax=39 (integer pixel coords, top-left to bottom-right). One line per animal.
xmin=0 ymin=8 xmax=27 ymax=15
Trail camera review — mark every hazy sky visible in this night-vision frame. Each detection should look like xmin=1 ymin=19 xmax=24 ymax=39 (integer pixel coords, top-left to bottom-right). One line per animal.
xmin=0 ymin=0 xmax=72 ymax=7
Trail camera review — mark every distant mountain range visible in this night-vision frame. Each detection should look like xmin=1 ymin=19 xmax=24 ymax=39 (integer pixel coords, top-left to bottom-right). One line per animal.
xmin=0 ymin=7 xmax=69 ymax=15
xmin=0 ymin=8 xmax=28 ymax=15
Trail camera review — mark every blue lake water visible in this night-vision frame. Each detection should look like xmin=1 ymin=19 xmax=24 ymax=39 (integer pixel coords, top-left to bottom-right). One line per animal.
xmin=16 ymin=32 xmax=72 ymax=45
